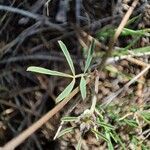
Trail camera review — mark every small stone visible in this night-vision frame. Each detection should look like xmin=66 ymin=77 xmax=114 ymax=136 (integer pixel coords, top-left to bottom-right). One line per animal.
xmin=120 ymin=60 xmax=129 ymax=66
xmin=117 ymin=65 xmax=124 ymax=71
xmin=101 ymin=87 xmax=110 ymax=96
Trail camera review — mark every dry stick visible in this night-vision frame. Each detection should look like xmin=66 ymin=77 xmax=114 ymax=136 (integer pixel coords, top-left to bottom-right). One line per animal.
xmin=19 ymin=0 xmax=47 ymax=23
xmin=106 ymin=51 xmax=150 ymax=65
xmin=136 ymin=74 xmax=145 ymax=105
xmin=126 ymin=57 xmax=150 ymax=67
xmin=0 ymin=22 xmax=40 ymax=55
xmin=78 ymin=30 xmax=108 ymax=50
xmin=90 ymin=71 xmax=100 ymax=113
xmin=126 ymin=57 xmax=149 ymax=105
xmin=0 ymin=54 xmax=67 ymax=64
xmin=1 ymin=78 xmax=92 ymax=150
xmin=98 ymin=0 xmax=139 ymax=71
xmin=0 ymin=5 xmax=40 ymax=20
xmin=0 ymin=100 xmax=38 ymax=116
xmin=0 ymin=5 xmax=63 ymax=31
xmin=102 ymin=65 xmax=150 ymax=106
xmin=53 ymin=95 xmax=81 ymax=140
xmin=102 ymin=57 xmax=150 ymax=106
xmin=91 ymin=51 xmax=150 ymax=70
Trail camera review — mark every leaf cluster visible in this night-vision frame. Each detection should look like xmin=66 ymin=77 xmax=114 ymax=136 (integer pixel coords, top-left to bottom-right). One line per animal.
xmin=27 ymin=40 xmax=95 ymax=102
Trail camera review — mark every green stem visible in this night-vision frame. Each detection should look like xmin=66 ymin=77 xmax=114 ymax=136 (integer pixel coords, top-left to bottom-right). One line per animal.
xmin=74 ymin=73 xmax=87 ymax=78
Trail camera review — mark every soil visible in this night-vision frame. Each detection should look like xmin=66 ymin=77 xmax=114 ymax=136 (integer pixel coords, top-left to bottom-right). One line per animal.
xmin=0 ymin=0 xmax=149 ymax=150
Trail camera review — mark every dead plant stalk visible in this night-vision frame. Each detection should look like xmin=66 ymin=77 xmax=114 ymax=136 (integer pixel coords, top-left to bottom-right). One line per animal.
xmin=1 ymin=79 xmax=91 ymax=150
xmin=98 ymin=0 xmax=139 ymax=71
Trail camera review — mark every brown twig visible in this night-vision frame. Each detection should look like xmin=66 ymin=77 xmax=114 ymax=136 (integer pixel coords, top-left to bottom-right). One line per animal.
xmin=1 ymin=77 xmax=92 ymax=150
xmin=126 ymin=57 xmax=149 ymax=67
xmin=77 ymin=30 xmax=108 ymax=50
xmin=125 ymin=57 xmax=149 ymax=106
xmin=0 ymin=54 xmax=71 ymax=64
xmin=0 ymin=100 xmax=38 ymax=116
xmin=0 ymin=22 xmax=40 ymax=56
xmin=136 ymin=74 xmax=145 ymax=106
xmin=98 ymin=0 xmax=139 ymax=71
xmin=30 ymin=15 xmax=121 ymax=53
xmin=102 ymin=65 xmax=150 ymax=106
xmin=0 ymin=5 xmax=64 ymax=31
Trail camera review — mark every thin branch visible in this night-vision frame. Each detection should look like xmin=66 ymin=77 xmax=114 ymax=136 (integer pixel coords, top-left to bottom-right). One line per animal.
xmin=0 ymin=54 xmax=81 ymax=65
xmin=102 ymin=65 xmax=150 ymax=106
xmin=126 ymin=57 xmax=150 ymax=67
xmin=0 ymin=5 xmax=41 ymax=20
xmin=106 ymin=51 xmax=150 ymax=64
xmin=0 ymin=99 xmax=39 ymax=116
xmin=0 ymin=22 xmax=40 ymax=56
xmin=1 ymin=77 xmax=92 ymax=150
xmin=91 ymin=51 xmax=150 ymax=70
xmin=30 ymin=15 xmax=121 ymax=52
xmin=97 ymin=0 xmax=139 ymax=71
xmin=0 ymin=5 xmax=63 ymax=31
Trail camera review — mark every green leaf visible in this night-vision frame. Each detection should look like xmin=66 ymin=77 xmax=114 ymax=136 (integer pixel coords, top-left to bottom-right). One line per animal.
xmin=121 ymin=28 xmax=150 ymax=36
xmin=141 ymin=144 xmax=150 ymax=150
xmin=123 ymin=119 xmax=138 ymax=127
xmin=57 ymin=127 xmax=74 ymax=138
xmin=56 ymin=78 xmax=75 ymax=103
xmin=76 ymin=137 xmax=82 ymax=150
xmin=109 ymin=132 xmax=118 ymax=143
xmin=126 ymin=15 xmax=141 ymax=26
xmin=140 ymin=112 xmax=150 ymax=123
xmin=80 ymin=76 xmax=86 ymax=100
xmin=58 ymin=41 xmax=75 ymax=76
xmin=112 ymin=46 xmax=150 ymax=57
xmin=96 ymin=26 xmax=115 ymax=41
xmin=105 ymin=65 xmax=119 ymax=74
xmin=27 ymin=66 xmax=73 ymax=78
xmin=84 ymin=40 xmax=95 ymax=73
xmin=91 ymin=129 xmax=109 ymax=142
xmin=97 ymin=121 xmax=114 ymax=130
xmin=61 ymin=116 xmax=78 ymax=122
xmin=112 ymin=131 xmax=126 ymax=149
xmin=105 ymin=131 xmax=114 ymax=150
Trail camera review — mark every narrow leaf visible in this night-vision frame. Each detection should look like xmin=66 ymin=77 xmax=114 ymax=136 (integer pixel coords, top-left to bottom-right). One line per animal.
xmin=56 ymin=78 xmax=75 ymax=103
xmin=109 ymin=132 xmax=118 ymax=143
xmin=105 ymin=131 xmax=114 ymax=150
xmin=112 ymin=131 xmax=126 ymax=149
xmin=76 ymin=137 xmax=82 ymax=150
xmin=61 ymin=116 xmax=78 ymax=122
xmin=58 ymin=41 xmax=75 ymax=76
xmin=123 ymin=119 xmax=138 ymax=127
xmin=121 ymin=28 xmax=150 ymax=36
xmin=57 ymin=127 xmax=74 ymax=138
xmin=97 ymin=121 xmax=114 ymax=130
xmin=84 ymin=40 xmax=95 ymax=73
xmin=27 ymin=66 xmax=73 ymax=78
xmin=105 ymin=65 xmax=119 ymax=74
xmin=91 ymin=129 xmax=109 ymax=142
xmin=80 ymin=76 xmax=86 ymax=100
xmin=140 ymin=112 xmax=150 ymax=120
